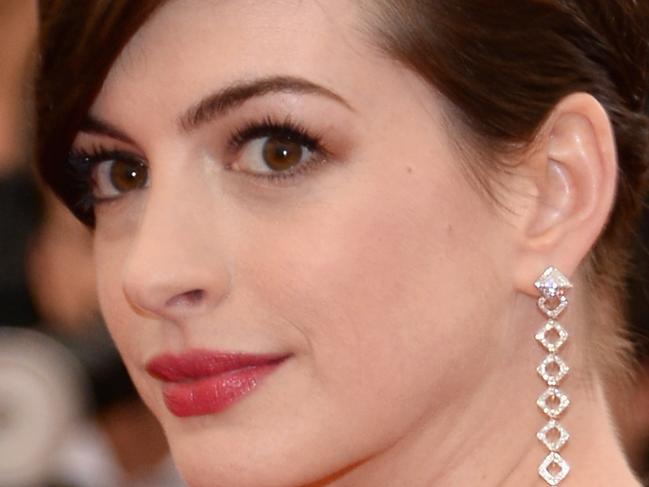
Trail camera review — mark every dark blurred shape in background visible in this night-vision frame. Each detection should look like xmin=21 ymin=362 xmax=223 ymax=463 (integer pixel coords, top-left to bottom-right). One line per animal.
xmin=0 ymin=172 xmax=40 ymax=326
xmin=0 ymin=0 xmax=39 ymax=327
xmin=0 ymin=2 xmax=184 ymax=486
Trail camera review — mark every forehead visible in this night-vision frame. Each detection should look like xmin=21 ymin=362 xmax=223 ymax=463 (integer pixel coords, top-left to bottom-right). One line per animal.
xmin=96 ymin=0 xmax=374 ymax=117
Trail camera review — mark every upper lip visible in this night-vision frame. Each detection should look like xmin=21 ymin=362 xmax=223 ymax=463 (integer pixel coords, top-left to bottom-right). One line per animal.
xmin=145 ymin=350 xmax=291 ymax=382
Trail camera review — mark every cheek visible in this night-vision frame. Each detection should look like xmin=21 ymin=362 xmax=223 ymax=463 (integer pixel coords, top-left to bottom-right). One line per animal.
xmin=239 ymin=149 xmax=503 ymax=423
xmin=94 ymin=246 xmax=127 ymax=355
xmin=94 ymin=237 xmax=175 ymax=417
xmin=94 ymin=239 xmax=146 ymax=375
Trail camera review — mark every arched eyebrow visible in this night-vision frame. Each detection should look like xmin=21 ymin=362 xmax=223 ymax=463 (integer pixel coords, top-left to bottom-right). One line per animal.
xmin=77 ymin=75 xmax=354 ymax=144
xmin=78 ymin=116 xmax=136 ymax=145
xmin=179 ymin=75 xmax=354 ymax=132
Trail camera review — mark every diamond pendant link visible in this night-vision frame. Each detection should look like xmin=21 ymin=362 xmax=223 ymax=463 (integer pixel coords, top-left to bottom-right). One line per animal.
xmin=537 ymin=420 xmax=570 ymax=451
xmin=537 ymin=295 xmax=569 ymax=319
xmin=534 ymin=266 xmax=572 ymax=485
xmin=537 ymin=354 xmax=570 ymax=386
xmin=539 ymin=452 xmax=570 ymax=485
xmin=537 ymin=387 xmax=570 ymax=418
xmin=536 ymin=320 xmax=568 ymax=353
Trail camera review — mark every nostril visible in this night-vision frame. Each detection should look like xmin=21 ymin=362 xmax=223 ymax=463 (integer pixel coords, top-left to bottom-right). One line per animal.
xmin=166 ymin=289 xmax=205 ymax=308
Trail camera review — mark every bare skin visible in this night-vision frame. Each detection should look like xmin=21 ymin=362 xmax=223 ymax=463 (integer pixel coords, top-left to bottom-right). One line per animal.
xmin=70 ymin=1 xmax=642 ymax=485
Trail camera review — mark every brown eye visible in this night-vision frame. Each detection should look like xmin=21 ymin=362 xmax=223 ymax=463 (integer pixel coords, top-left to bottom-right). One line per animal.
xmin=110 ymin=159 xmax=148 ymax=192
xmin=262 ymin=136 xmax=304 ymax=171
xmin=92 ymin=158 xmax=149 ymax=200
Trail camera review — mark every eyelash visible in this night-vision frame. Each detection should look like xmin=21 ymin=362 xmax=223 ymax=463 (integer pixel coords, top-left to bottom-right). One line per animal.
xmin=67 ymin=145 xmax=145 ymax=209
xmin=226 ymin=115 xmax=331 ymax=183
xmin=68 ymin=146 xmax=142 ymax=169
xmin=66 ymin=117 xmax=331 ymax=205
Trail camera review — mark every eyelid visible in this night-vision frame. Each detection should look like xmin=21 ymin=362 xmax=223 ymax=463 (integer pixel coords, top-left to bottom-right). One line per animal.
xmin=93 ymin=157 xmax=150 ymax=202
xmin=222 ymin=116 xmax=333 ymax=184
xmin=226 ymin=115 xmax=328 ymax=156
xmin=67 ymin=145 xmax=150 ymax=203
xmin=65 ymin=116 xmax=338 ymax=211
xmin=68 ymin=145 xmax=147 ymax=172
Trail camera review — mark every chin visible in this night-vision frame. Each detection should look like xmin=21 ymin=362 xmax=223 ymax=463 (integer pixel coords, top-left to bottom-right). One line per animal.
xmin=159 ymin=415 xmax=316 ymax=487
xmin=169 ymin=438 xmax=317 ymax=487
xmin=159 ymin=406 xmax=373 ymax=487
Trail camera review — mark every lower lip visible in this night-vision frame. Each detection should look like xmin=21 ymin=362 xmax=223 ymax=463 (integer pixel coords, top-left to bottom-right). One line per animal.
xmin=162 ymin=362 xmax=283 ymax=417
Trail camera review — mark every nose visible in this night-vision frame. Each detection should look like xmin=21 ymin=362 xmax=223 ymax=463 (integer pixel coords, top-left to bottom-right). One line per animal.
xmin=121 ymin=176 xmax=231 ymax=322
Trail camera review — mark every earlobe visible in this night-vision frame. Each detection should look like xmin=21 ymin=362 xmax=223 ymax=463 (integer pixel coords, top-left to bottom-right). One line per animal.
xmin=514 ymin=94 xmax=617 ymax=296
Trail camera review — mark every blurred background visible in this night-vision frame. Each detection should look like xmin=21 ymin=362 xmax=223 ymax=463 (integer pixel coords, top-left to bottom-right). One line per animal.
xmin=0 ymin=1 xmax=184 ymax=486
xmin=0 ymin=1 xmax=646 ymax=486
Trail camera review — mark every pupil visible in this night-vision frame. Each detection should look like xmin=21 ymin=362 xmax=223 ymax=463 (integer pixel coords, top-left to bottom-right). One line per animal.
xmin=263 ymin=136 xmax=303 ymax=171
xmin=111 ymin=160 xmax=145 ymax=191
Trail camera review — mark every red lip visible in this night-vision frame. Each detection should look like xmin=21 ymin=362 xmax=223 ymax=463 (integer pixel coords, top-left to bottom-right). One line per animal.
xmin=146 ymin=350 xmax=290 ymax=417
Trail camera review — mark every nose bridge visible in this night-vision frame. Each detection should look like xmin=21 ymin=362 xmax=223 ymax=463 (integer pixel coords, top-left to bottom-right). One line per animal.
xmin=122 ymin=163 xmax=230 ymax=320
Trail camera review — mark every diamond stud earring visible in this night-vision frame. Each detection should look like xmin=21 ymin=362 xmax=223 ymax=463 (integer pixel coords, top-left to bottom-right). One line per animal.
xmin=534 ymin=266 xmax=572 ymax=486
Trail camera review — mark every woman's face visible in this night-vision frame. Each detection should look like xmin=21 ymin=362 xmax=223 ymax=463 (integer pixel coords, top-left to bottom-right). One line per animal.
xmin=75 ymin=1 xmax=517 ymax=485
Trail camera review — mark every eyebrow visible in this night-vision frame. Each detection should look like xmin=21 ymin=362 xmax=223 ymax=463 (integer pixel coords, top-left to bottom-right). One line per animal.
xmin=78 ymin=75 xmax=353 ymax=144
xmin=179 ymin=75 xmax=354 ymax=131
xmin=79 ymin=116 xmax=136 ymax=145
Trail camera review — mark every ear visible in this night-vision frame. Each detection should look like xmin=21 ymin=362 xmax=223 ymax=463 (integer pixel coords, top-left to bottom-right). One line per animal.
xmin=513 ymin=93 xmax=617 ymax=296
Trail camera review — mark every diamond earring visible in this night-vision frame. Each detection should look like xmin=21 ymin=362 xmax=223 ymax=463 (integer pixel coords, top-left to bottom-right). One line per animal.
xmin=534 ymin=266 xmax=572 ymax=486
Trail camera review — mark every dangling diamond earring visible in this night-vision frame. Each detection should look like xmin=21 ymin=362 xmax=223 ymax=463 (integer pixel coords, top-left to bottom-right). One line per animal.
xmin=534 ymin=266 xmax=573 ymax=486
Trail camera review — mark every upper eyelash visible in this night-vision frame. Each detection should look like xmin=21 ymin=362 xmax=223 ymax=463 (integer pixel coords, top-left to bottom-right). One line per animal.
xmin=64 ymin=116 xmax=330 ymax=203
xmin=68 ymin=145 xmax=145 ymax=169
xmin=66 ymin=145 xmax=148 ymax=209
xmin=227 ymin=115 xmax=329 ymax=156
xmin=68 ymin=117 xmax=327 ymax=165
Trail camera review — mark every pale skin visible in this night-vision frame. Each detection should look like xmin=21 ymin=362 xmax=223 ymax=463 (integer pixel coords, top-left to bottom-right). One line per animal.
xmin=70 ymin=0 xmax=642 ymax=485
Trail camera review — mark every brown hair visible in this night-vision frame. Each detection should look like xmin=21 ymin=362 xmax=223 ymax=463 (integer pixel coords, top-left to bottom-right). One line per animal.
xmin=37 ymin=0 xmax=649 ymax=378
xmin=364 ymin=0 xmax=649 ymax=380
xmin=37 ymin=0 xmax=164 ymax=226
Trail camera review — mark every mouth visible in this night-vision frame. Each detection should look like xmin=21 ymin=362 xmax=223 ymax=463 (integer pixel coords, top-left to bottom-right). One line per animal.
xmin=146 ymin=350 xmax=291 ymax=417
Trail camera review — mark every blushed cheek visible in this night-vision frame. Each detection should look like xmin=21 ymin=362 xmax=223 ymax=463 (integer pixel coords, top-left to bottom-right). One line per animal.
xmin=242 ymin=156 xmax=490 ymax=410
